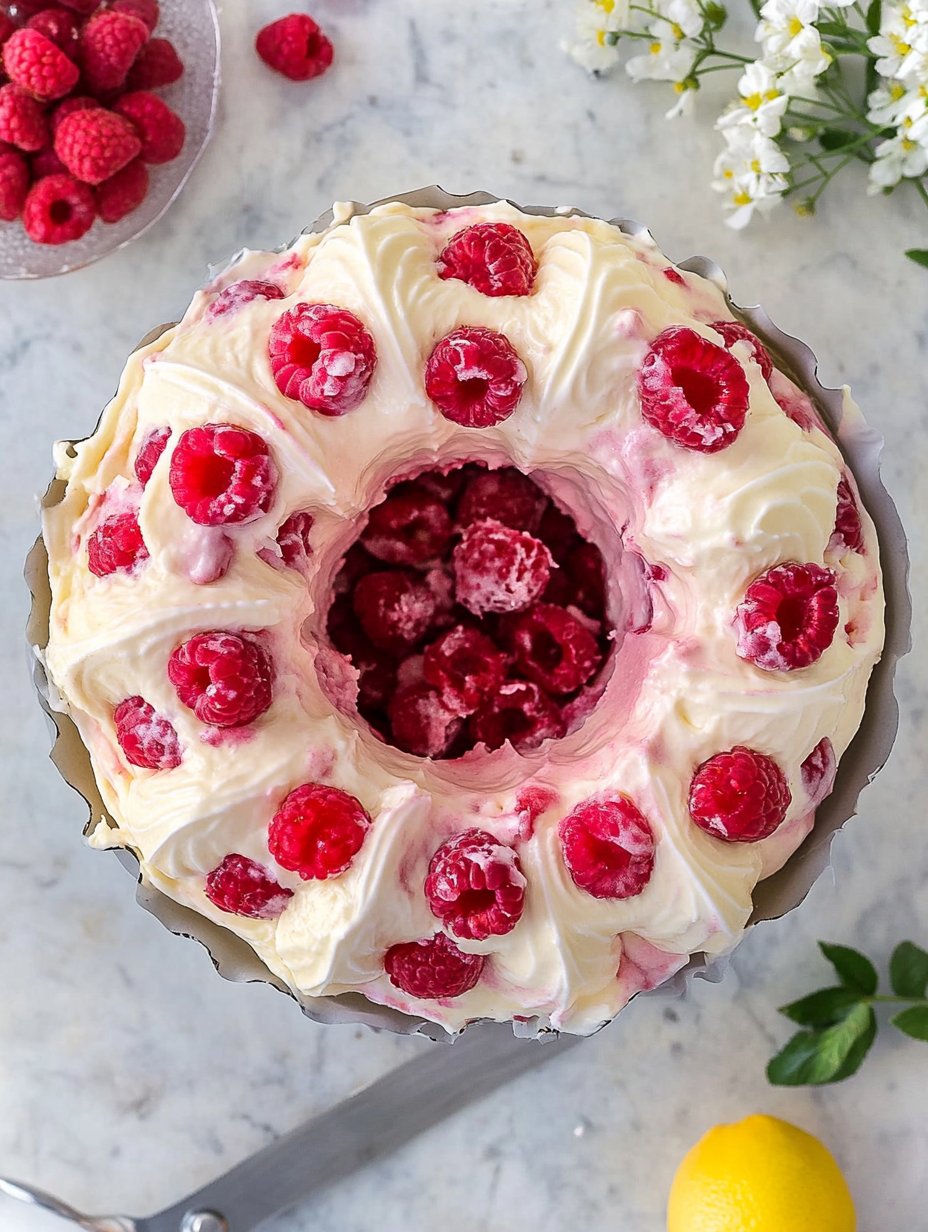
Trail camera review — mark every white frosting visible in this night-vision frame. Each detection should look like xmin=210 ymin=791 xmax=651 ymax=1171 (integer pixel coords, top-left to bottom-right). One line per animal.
xmin=44 ymin=201 xmax=884 ymax=1035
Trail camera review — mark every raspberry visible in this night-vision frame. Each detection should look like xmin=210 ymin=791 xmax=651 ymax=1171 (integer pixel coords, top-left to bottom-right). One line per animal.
xmin=776 ymin=389 xmax=817 ymax=432
xmin=425 ymin=829 xmax=526 ymax=939
xmin=255 ymin=13 xmax=334 ymax=82
xmin=710 ymin=319 xmax=773 ymax=380
xmin=505 ymin=603 xmax=601 ymax=695
xmin=2 ymin=28 xmax=79 ymax=100
xmin=168 ymin=630 xmax=273 ymax=728
xmin=688 ymin=746 xmax=791 ymax=842
xmin=134 ymin=425 xmax=170 ymax=486
xmin=800 ymin=736 xmax=836 ymax=805
xmin=637 ymin=326 xmax=750 ymax=453
xmin=32 ymin=147 xmax=67 ymax=177
xmin=22 ymin=171 xmax=94 ymax=242
xmin=276 ymin=510 xmax=314 ymax=568
xmin=559 ymin=796 xmax=655 ymax=899
xmin=425 ymin=326 xmax=527 ymax=428
xmin=113 ymin=695 xmax=181 ymax=769
xmin=0 ymin=84 xmax=49 ymax=151
xmin=452 ymin=519 xmax=552 ymax=616
xmin=54 ymin=107 xmax=141 ymax=184
xmin=352 ymin=570 xmax=436 ymax=654
xmin=126 ymin=35 xmax=183 ymax=88
xmin=111 ymin=0 xmax=159 ymax=33
xmin=50 ymin=94 xmax=96 ymax=134
xmin=470 ymin=679 xmax=565 ymax=753
xmin=169 ymin=423 xmax=278 ymax=526
xmin=268 ymin=783 xmax=370 ymax=880
xmin=95 ymin=155 xmax=147 ymax=222
xmin=387 ymin=681 xmax=463 ymax=757
xmin=564 ymin=541 xmax=606 ymax=620
xmin=663 ymin=266 xmax=686 ymax=286
xmin=422 ymin=624 xmax=507 ymax=716
xmin=437 ymin=222 xmax=537 ymax=297
xmin=79 ymin=10 xmax=148 ymax=94
xmin=456 ymin=466 xmax=547 ymax=534
xmin=268 ymin=303 xmax=376 ymax=416
xmin=115 ymin=90 xmax=184 ymax=164
xmin=206 ymin=278 xmax=284 ymax=322
xmin=328 ymin=612 xmax=398 ymax=714
xmin=735 ymin=562 xmax=838 ymax=672
xmin=0 ymin=148 xmax=30 ymax=221
xmin=26 ymin=9 xmax=80 ymax=54
xmin=58 ymin=0 xmax=103 ymax=13
xmin=361 ymin=484 xmax=452 ymax=567
xmin=0 ymin=15 xmax=15 ymax=48
xmin=204 ymin=854 xmax=293 ymax=920
xmin=832 ymin=475 xmax=864 ymax=553
xmin=331 ymin=541 xmax=377 ymax=596
xmin=383 ymin=932 xmax=484 ymax=1000
xmin=87 ymin=510 xmax=148 ymax=576
xmin=536 ymin=501 xmax=579 ymax=561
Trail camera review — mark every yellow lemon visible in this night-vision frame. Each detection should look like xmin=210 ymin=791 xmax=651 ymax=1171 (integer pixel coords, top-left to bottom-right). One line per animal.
xmin=667 ymin=1114 xmax=856 ymax=1232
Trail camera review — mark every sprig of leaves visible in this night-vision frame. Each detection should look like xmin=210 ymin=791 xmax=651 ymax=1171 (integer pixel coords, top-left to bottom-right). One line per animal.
xmin=767 ymin=941 xmax=928 ymax=1086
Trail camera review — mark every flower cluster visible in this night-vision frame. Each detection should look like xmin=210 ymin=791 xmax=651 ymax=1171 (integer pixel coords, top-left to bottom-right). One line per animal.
xmin=867 ymin=1 xmax=928 ymax=191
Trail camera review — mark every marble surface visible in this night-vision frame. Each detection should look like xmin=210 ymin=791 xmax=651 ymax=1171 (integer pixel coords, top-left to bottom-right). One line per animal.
xmin=1 ymin=1 xmax=927 ymax=1228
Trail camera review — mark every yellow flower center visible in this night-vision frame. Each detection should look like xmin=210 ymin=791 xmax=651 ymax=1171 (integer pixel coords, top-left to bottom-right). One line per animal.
xmin=903 ymin=136 xmax=917 ymax=150
xmin=902 ymin=5 xmax=916 ymax=26
xmin=750 ymin=158 xmax=762 ymax=172
xmin=765 ymin=88 xmax=780 ymax=101
xmin=596 ymin=0 xmax=616 ymax=11
xmin=650 ymin=40 xmax=662 ymax=53
xmin=596 ymin=28 xmax=607 ymax=45
xmin=891 ymin=33 xmax=912 ymax=55
xmin=722 ymin=168 xmax=734 ymax=180
xmin=788 ymin=15 xmax=804 ymax=36
xmin=745 ymin=91 xmax=763 ymax=110
xmin=671 ymin=21 xmax=684 ymax=38
xmin=892 ymin=81 xmax=907 ymax=99
xmin=733 ymin=190 xmax=752 ymax=206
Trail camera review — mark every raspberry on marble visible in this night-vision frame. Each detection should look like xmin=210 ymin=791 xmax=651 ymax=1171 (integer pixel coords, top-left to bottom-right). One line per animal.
xmin=23 ymin=172 xmax=95 ymax=243
xmin=710 ymin=319 xmax=773 ymax=380
xmin=361 ymin=483 xmax=453 ymax=567
xmin=87 ymin=510 xmax=148 ymax=576
xmin=504 ymin=602 xmax=601 ymax=695
xmin=255 ymin=12 xmax=334 ymax=81
xmin=268 ymin=302 xmax=377 ymax=416
xmin=470 ymin=679 xmax=565 ymax=753
xmin=206 ymin=279 xmax=284 ymax=322
xmin=422 ymin=623 xmax=507 ymax=716
xmin=95 ymin=156 xmax=148 ymax=223
xmin=352 ymin=569 xmax=436 ymax=654
xmin=437 ymin=222 xmax=537 ymax=297
xmin=114 ymin=695 xmax=181 ymax=769
xmin=268 ymin=783 xmax=370 ymax=880
xmin=168 ymin=630 xmax=273 ymax=728
xmin=735 ymin=561 xmax=838 ymax=672
xmin=169 ymin=423 xmax=278 ymax=526
xmin=425 ymin=829 xmax=526 ymax=939
xmin=387 ymin=681 xmax=463 ymax=757
xmin=559 ymin=796 xmax=655 ymax=899
xmin=384 ymin=931 xmax=485 ymax=1000
xmin=688 ymin=745 xmax=791 ymax=842
xmin=425 ymin=326 xmax=526 ymax=428
xmin=456 ymin=466 xmax=548 ymax=535
xmin=205 ymin=854 xmax=293 ymax=920
xmin=115 ymin=90 xmax=185 ymax=164
xmin=452 ymin=519 xmax=552 ymax=616
xmin=127 ymin=36 xmax=184 ymax=89
xmin=78 ymin=9 xmax=149 ymax=94
xmin=54 ymin=107 xmax=141 ymax=184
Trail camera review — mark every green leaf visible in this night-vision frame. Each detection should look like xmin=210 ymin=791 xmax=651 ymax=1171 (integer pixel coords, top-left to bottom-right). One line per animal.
xmin=890 ymin=941 xmax=928 ymax=998
xmin=891 ymin=1006 xmax=928 ymax=1041
xmin=767 ymin=1003 xmax=875 ymax=1086
xmin=819 ymin=942 xmax=878 ymax=994
xmin=780 ymin=986 xmax=862 ymax=1027
xmin=905 ymin=249 xmax=928 ymax=269
xmin=817 ymin=19 xmax=848 ymax=35
xmin=831 ymin=1007 xmax=877 ymax=1081
xmin=866 ymin=0 xmax=882 ymax=34
xmin=819 ymin=128 xmax=858 ymax=151
xmin=704 ymin=1 xmax=727 ymax=29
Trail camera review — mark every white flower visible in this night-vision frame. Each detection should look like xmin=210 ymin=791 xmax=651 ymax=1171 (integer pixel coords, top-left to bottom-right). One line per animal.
xmin=716 ymin=62 xmax=790 ymax=137
xmin=868 ymin=129 xmax=928 ymax=190
xmin=775 ymin=39 xmax=831 ymax=92
xmin=712 ymin=127 xmax=790 ymax=228
xmin=567 ymin=1 xmax=626 ymax=75
xmin=868 ymin=2 xmax=928 ymax=85
xmin=653 ymin=0 xmax=705 ymax=41
xmin=626 ymin=36 xmax=697 ymax=83
xmin=757 ymin=0 xmax=821 ymax=63
xmin=666 ymin=79 xmax=698 ymax=117
xmin=867 ymin=78 xmax=913 ymax=124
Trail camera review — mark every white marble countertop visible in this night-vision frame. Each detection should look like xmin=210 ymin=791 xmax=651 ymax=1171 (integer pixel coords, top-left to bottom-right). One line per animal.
xmin=1 ymin=1 xmax=927 ymax=1228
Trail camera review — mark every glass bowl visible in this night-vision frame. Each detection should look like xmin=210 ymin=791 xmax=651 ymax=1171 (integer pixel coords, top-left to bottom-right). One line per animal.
xmin=0 ymin=0 xmax=220 ymax=280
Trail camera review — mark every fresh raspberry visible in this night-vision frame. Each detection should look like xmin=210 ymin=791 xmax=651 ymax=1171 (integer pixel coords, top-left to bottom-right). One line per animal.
xmin=26 ymin=9 xmax=80 ymax=54
xmin=831 ymin=475 xmax=864 ymax=553
xmin=564 ymin=541 xmax=606 ymax=620
xmin=452 ymin=519 xmax=552 ymax=616
xmin=425 ymin=326 xmax=527 ymax=428
xmin=456 ymin=466 xmax=547 ymax=534
xmin=384 ymin=932 xmax=485 ymax=1000
xmin=168 ymin=630 xmax=273 ymax=728
xmin=115 ymin=90 xmax=184 ymax=164
xmin=663 ymin=266 xmax=686 ymax=286
xmin=95 ymin=155 xmax=147 ymax=222
xmin=637 ymin=326 xmax=750 ymax=453
xmin=204 ymin=854 xmax=293 ymax=920
xmin=50 ymin=94 xmax=96 ymax=134
xmin=505 ymin=603 xmax=601 ymax=695
xmin=425 ymin=829 xmax=526 ymax=939
xmin=87 ymin=510 xmax=148 ymax=576
xmin=255 ymin=13 xmax=334 ymax=82
xmin=387 ymin=681 xmax=463 ymax=757
xmin=111 ymin=0 xmax=159 ymax=33
xmin=710 ymin=319 xmax=773 ymax=380
xmin=361 ymin=484 xmax=453 ymax=567
xmin=470 ymin=679 xmax=565 ymax=753
xmin=536 ymin=501 xmax=579 ymax=561
xmin=31 ymin=146 xmax=67 ymax=177
xmin=134 ymin=425 xmax=170 ymax=485
xmin=735 ymin=562 xmax=838 ymax=672
xmin=515 ymin=785 xmax=558 ymax=836
xmin=169 ymin=423 xmax=278 ymax=527
xmin=0 ymin=148 xmax=30 ymax=221
xmin=54 ymin=107 xmax=141 ymax=184
xmin=2 ymin=28 xmax=79 ymax=100
xmin=22 ymin=172 xmax=94 ymax=242
xmin=422 ymin=624 xmax=507 ymax=716
xmin=113 ymin=695 xmax=181 ymax=769
xmin=127 ymin=36 xmax=183 ymax=89
xmin=0 ymin=84 xmax=49 ymax=151
xmin=688 ymin=746 xmax=791 ymax=842
xmin=352 ymin=570 xmax=436 ymax=654
xmin=268 ymin=303 xmax=376 ymax=416
xmin=206 ymin=278 xmax=284 ymax=322
xmin=437 ymin=222 xmax=537 ymax=297
xmin=0 ymin=15 xmax=15 ymax=49
xmin=559 ymin=796 xmax=655 ymax=899
xmin=800 ymin=736 xmax=836 ymax=805
xmin=58 ymin=0 xmax=103 ymax=13
xmin=268 ymin=783 xmax=371 ymax=880
xmin=276 ymin=510 xmax=314 ymax=568
xmin=79 ymin=10 xmax=148 ymax=94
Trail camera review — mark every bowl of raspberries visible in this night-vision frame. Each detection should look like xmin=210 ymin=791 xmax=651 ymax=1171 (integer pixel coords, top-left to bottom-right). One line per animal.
xmin=0 ymin=0 xmax=219 ymax=278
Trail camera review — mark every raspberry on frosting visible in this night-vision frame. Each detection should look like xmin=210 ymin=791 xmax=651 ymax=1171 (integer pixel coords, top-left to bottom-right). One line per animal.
xmin=361 ymin=484 xmax=453 ymax=567
xmin=113 ymin=695 xmax=181 ymax=769
xmin=268 ymin=783 xmax=370 ymax=880
xmin=710 ymin=319 xmax=774 ymax=380
xmin=205 ymin=854 xmax=293 ymax=920
xmin=637 ymin=325 xmax=751 ymax=453
xmin=352 ymin=569 xmax=436 ymax=654
xmin=470 ymin=679 xmax=565 ymax=753
xmin=437 ymin=222 xmax=537 ymax=297
xmin=387 ymin=681 xmax=463 ymax=757
xmin=2 ymin=28 xmax=79 ymax=100
xmin=456 ymin=466 xmax=548 ymax=534
xmin=169 ymin=423 xmax=278 ymax=526
xmin=425 ymin=326 xmax=527 ymax=428
xmin=87 ymin=510 xmax=148 ymax=576
xmin=688 ymin=746 xmax=791 ymax=842
xmin=831 ymin=475 xmax=864 ymax=553
xmin=255 ymin=13 xmax=334 ymax=81
xmin=54 ymin=107 xmax=141 ymax=184
xmin=134 ymin=425 xmax=171 ymax=486
xmin=800 ymin=736 xmax=836 ymax=805
xmin=115 ymin=91 xmax=185 ymax=164
xmin=22 ymin=172 xmax=95 ymax=243
xmin=206 ymin=279 xmax=284 ymax=322
xmin=735 ymin=561 xmax=839 ymax=672
xmin=384 ymin=932 xmax=485 ymax=1000
xmin=425 ymin=829 xmax=526 ymax=940
xmin=504 ymin=602 xmax=601 ymax=695
xmin=452 ymin=519 xmax=552 ymax=616
xmin=559 ymin=796 xmax=656 ymax=899
xmin=275 ymin=510 xmax=314 ymax=569
xmin=422 ymin=623 xmax=507 ymax=716
xmin=79 ymin=9 xmax=149 ymax=94
xmin=268 ymin=303 xmax=377 ymax=416
xmin=168 ymin=630 xmax=273 ymax=728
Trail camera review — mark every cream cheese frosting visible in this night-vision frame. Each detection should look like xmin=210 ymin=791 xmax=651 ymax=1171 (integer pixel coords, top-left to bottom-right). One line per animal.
xmin=42 ymin=199 xmax=884 ymax=1034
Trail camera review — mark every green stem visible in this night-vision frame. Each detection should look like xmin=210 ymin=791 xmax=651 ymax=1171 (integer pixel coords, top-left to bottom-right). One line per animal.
xmin=868 ymin=994 xmax=928 ymax=1005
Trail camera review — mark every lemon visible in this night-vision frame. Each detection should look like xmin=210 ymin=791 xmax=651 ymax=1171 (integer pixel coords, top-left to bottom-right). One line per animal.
xmin=667 ymin=1113 xmax=856 ymax=1232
